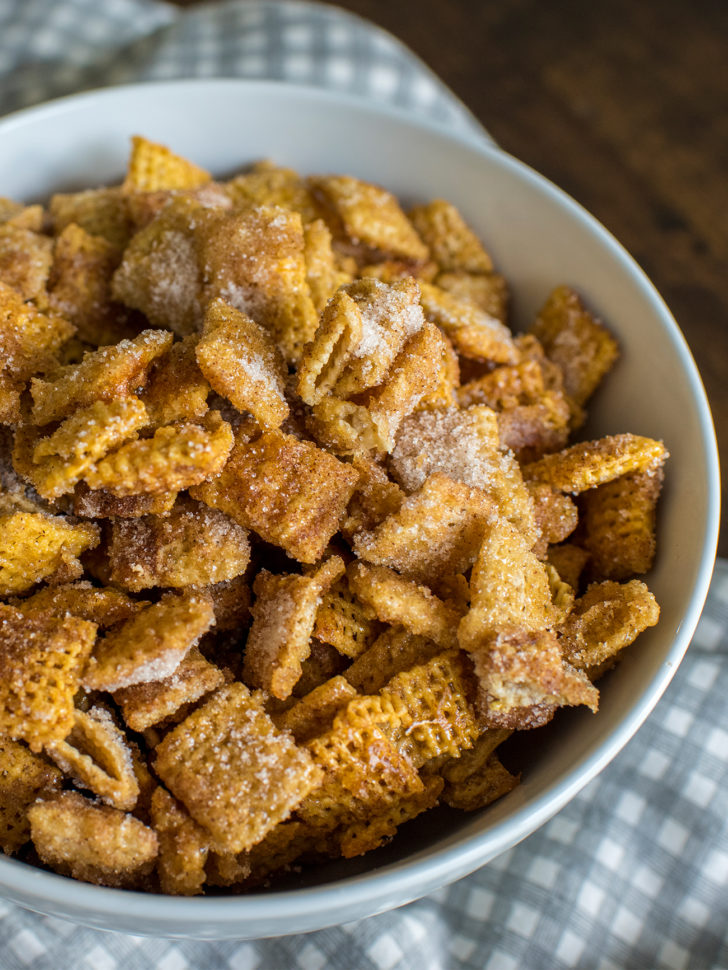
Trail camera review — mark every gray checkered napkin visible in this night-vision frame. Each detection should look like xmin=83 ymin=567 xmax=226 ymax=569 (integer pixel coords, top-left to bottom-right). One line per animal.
xmin=0 ymin=1 xmax=726 ymax=967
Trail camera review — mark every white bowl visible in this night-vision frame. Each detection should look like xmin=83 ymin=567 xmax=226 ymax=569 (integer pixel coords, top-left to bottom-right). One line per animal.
xmin=0 ymin=79 xmax=719 ymax=939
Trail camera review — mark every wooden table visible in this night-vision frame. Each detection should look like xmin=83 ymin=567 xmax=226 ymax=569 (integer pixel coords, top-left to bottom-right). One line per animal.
xmin=174 ymin=0 xmax=727 ymax=555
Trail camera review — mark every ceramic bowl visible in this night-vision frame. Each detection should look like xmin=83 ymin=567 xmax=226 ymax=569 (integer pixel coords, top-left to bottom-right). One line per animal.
xmin=0 ymin=80 xmax=719 ymax=939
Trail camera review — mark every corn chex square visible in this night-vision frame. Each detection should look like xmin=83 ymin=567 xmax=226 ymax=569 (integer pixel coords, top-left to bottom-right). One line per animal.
xmin=0 ymin=604 xmax=96 ymax=751
xmin=196 ymin=297 xmax=289 ymax=428
xmin=192 ymin=428 xmax=358 ymax=564
xmin=242 ymin=557 xmax=344 ymax=700
xmin=309 ymin=174 xmax=429 ymax=263
xmin=108 ymin=498 xmax=250 ymax=592
xmin=353 ymin=472 xmax=496 ymax=587
xmin=154 ymin=683 xmax=321 ymax=853
xmin=0 ymin=737 xmax=61 ymax=854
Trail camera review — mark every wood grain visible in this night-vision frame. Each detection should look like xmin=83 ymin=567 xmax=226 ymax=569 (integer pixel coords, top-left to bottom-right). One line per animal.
xmin=172 ymin=0 xmax=727 ymax=553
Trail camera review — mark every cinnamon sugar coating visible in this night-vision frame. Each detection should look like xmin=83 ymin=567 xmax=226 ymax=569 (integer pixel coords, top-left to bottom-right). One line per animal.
xmin=28 ymin=791 xmax=158 ymax=887
xmin=155 ymin=683 xmax=321 ymax=853
xmin=0 ymin=140 xmax=666 ymax=893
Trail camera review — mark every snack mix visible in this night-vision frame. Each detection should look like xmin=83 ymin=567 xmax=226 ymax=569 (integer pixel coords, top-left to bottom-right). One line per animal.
xmin=0 ymin=137 xmax=666 ymax=894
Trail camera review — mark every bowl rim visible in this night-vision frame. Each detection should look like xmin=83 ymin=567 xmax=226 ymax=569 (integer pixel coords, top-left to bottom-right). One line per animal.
xmin=0 ymin=77 xmax=720 ymax=934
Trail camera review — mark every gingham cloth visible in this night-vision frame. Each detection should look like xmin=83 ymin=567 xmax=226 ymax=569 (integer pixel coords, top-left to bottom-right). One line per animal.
xmin=0 ymin=2 xmax=726 ymax=967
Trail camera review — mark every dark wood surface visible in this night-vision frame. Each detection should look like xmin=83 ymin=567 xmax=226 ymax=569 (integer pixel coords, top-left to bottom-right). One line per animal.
xmin=174 ymin=0 xmax=727 ymax=555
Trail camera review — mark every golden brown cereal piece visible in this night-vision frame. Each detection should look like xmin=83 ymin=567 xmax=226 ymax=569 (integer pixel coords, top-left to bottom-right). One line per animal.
xmin=10 ymin=423 xmax=48 ymax=490
xmin=299 ymin=703 xmax=424 ymax=835
xmin=108 ymin=498 xmax=250 ymax=592
xmin=0 ymin=373 xmax=22 ymax=425
xmin=359 ymin=259 xmax=439 ymax=284
xmin=28 ymin=791 xmax=158 ymax=888
xmin=123 ymin=135 xmax=211 ymax=193
xmin=340 ymin=455 xmax=404 ymax=542
xmin=151 ymin=787 xmax=209 ymax=896
xmin=514 ymin=331 xmax=585 ymax=431
xmin=416 ymin=326 xmax=460 ymax=411
xmin=243 ymin=557 xmax=345 ymax=700
xmin=338 ymin=774 xmax=443 ymax=858
xmin=523 ymin=434 xmax=669 ymax=494
xmin=307 ymin=322 xmax=441 ymax=457
xmin=390 ymin=403 xmax=497 ymax=489
xmin=0 ymin=738 xmax=61 ymax=854
xmin=205 ymin=840 xmax=255 ymax=887
xmin=47 ymin=223 xmax=134 ymax=346
xmin=547 ymin=543 xmax=590 ymax=592
xmin=0 ymin=198 xmax=44 ymax=232
xmin=30 ymin=397 xmax=148 ymax=500
xmin=458 ymin=516 xmax=558 ymax=651
xmin=436 ymin=269 xmax=508 ymax=323
xmin=546 ymin=562 xmax=576 ymax=623
xmin=558 ymin=579 xmax=660 ymax=673
xmin=303 ymin=218 xmax=352 ymax=313
xmin=354 ymin=473 xmax=496 ymax=586
xmin=10 ymin=425 xmax=53 ymax=499
xmin=196 ymin=298 xmax=289 ymax=428
xmin=458 ymin=359 xmax=545 ymax=411
xmin=313 ymin=576 xmax=381 ymax=659
xmin=434 ymin=572 xmax=471 ymax=613
xmin=124 ymin=183 xmax=232 ymax=233
xmin=140 ymin=334 xmax=210 ymax=428
xmin=544 ymin=560 xmax=576 ymax=604
xmin=581 ymin=466 xmax=664 ymax=580
xmin=331 ymin=277 xmax=426 ymax=399
xmin=155 ymin=683 xmax=321 ymax=853
xmin=83 ymin=589 xmax=214 ymax=692
xmin=0 ymin=605 xmax=96 ymax=751
xmin=361 ymin=321 xmax=445 ymax=452
xmin=528 ymin=482 xmax=579 ymax=557
xmin=85 ymin=411 xmax=233 ymax=496
xmin=225 ymin=160 xmax=319 ymax=223
xmin=306 ymin=395 xmax=382 ymax=456
xmin=458 ymin=359 xmax=571 ymax=461
xmin=530 ymin=285 xmax=619 ymax=413
xmin=200 ymin=205 xmax=318 ymax=364
xmin=204 ymin=847 xmax=251 ymax=890
xmin=408 ymin=199 xmax=493 ymax=274
xmin=440 ymin=727 xmax=512 ymax=785
xmin=73 ymin=482 xmax=178 ymax=518
xmin=274 ymin=676 xmax=358 ymax=743
xmin=45 ymin=706 xmax=140 ymax=811
xmin=192 ymin=428 xmax=358 ymax=564
xmin=469 ymin=629 xmax=599 ymax=730
xmin=309 ymin=175 xmax=429 ymax=263
xmin=0 ymin=510 xmax=99 ymax=596
xmin=296 ymin=289 xmax=363 ymax=406
xmin=30 ymin=328 xmax=173 ymax=425
xmin=390 ymin=405 xmax=537 ymax=546
xmin=418 ymin=281 xmax=518 ymax=363
xmin=114 ymin=646 xmax=225 ymax=732
xmin=343 ymin=626 xmax=442 ymax=695
xmin=14 ymin=580 xmax=145 ymax=628
xmin=0 ymin=224 xmax=53 ymax=301
xmin=378 ymin=650 xmax=480 ymax=766
xmin=50 ymin=187 xmax=132 ymax=251
xmin=111 ymin=196 xmax=210 ymax=336
xmin=442 ymin=752 xmax=519 ymax=812
xmin=0 ymin=280 xmax=75 ymax=382
xmin=347 ymin=562 xmax=460 ymax=650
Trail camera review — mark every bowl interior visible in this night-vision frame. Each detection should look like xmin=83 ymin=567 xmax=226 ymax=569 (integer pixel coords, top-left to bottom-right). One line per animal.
xmin=0 ymin=80 xmax=719 ymax=938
